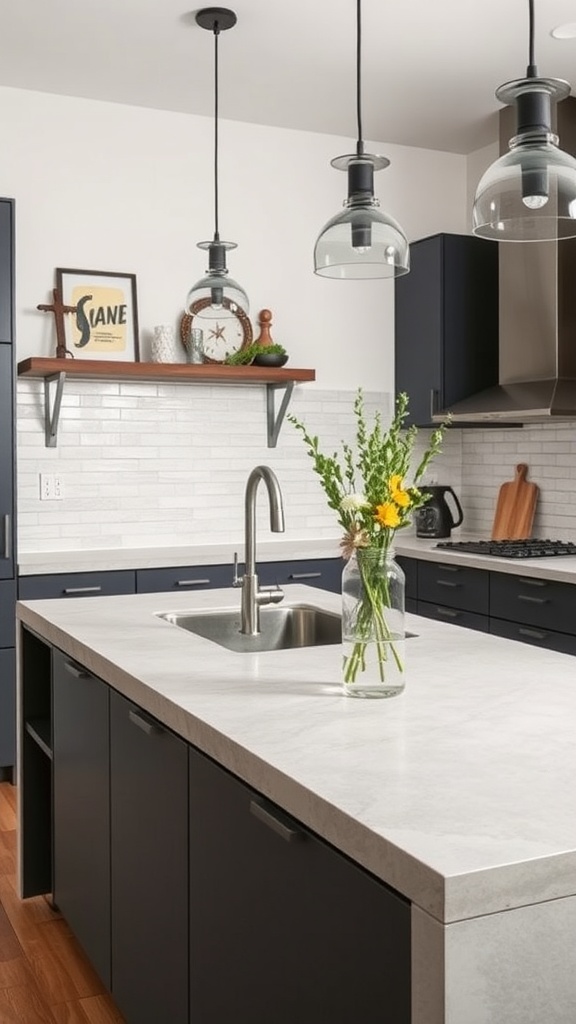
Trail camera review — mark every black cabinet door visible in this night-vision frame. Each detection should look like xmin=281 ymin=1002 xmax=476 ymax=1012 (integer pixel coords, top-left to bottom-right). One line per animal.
xmin=418 ymin=560 xmax=489 ymax=615
xmin=189 ymin=747 xmax=411 ymax=1024
xmin=52 ymin=649 xmax=111 ymax=988
xmin=110 ymin=691 xmax=189 ymax=1024
xmin=136 ymin=562 xmax=233 ymax=593
xmin=0 ymin=344 xmax=14 ymax=581
xmin=0 ymin=648 xmax=15 ymax=768
xmin=0 ymin=200 xmax=14 ymax=346
xmin=18 ymin=569 xmax=136 ymax=600
xmin=395 ymin=233 xmax=499 ymax=427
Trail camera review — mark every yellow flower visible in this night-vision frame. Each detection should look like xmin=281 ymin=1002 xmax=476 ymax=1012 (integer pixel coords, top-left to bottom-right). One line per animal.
xmin=389 ymin=474 xmax=411 ymax=508
xmin=374 ymin=503 xmax=402 ymax=528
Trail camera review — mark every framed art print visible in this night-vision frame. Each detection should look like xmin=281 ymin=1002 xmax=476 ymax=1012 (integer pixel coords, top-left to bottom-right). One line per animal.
xmin=56 ymin=268 xmax=140 ymax=361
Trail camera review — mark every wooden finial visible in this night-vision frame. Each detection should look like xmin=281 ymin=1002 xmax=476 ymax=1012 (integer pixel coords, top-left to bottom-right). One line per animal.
xmin=37 ymin=288 xmax=77 ymax=359
xmin=254 ymin=308 xmax=274 ymax=347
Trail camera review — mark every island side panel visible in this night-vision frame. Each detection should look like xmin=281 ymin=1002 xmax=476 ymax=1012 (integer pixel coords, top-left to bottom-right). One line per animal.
xmin=445 ymin=895 xmax=576 ymax=1023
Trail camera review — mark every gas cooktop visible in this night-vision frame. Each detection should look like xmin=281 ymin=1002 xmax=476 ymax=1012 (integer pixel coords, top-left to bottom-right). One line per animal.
xmin=435 ymin=539 xmax=576 ymax=559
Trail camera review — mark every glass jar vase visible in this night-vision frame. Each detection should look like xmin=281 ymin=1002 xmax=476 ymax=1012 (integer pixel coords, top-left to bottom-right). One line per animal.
xmin=341 ymin=547 xmax=406 ymax=698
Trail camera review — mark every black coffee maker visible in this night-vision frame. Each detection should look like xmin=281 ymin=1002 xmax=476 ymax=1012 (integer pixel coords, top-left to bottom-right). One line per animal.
xmin=415 ymin=486 xmax=464 ymax=539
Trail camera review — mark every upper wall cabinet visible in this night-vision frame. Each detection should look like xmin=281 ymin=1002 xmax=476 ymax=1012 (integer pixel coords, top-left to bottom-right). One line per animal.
xmin=394 ymin=233 xmax=499 ymax=428
xmin=0 ymin=199 xmax=14 ymax=346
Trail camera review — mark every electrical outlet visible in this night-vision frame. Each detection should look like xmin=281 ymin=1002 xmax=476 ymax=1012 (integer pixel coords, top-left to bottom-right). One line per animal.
xmin=39 ymin=473 xmax=64 ymax=500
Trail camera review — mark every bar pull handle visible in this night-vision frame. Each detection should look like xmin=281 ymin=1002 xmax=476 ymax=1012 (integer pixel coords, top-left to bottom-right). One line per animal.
xmin=289 ymin=572 xmax=322 ymax=580
xmin=250 ymin=799 xmax=302 ymax=842
xmin=434 ymin=606 xmax=460 ymax=619
xmin=518 ymin=627 xmax=547 ymax=640
xmin=63 ymin=586 xmax=102 ymax=595
xmin=64 ymin=660 xmax=90 ymax=679
xmin=128 ymin=709 xmax=161 ymax=736
xmin=2 ymin=515 xmax=10 ymax=560
xmin=176 ymin=579 xmax=211 ymax=587
xmin=517 ymin=594 xmax=548 ymax=605
xmin=518 ymin=577 xmax=547 ymax=587
xmin=436 ymin=579 xmax=460 ymax=588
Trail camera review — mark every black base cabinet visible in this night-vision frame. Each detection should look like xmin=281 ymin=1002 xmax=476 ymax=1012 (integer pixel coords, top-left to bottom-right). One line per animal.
xmin=110 ymin=690 xmax=189 ymax=1024
xmin=189 ymin=748 xmax=411 ymax=1024
xmin=52 ymin=649 xmax=111 ymax=988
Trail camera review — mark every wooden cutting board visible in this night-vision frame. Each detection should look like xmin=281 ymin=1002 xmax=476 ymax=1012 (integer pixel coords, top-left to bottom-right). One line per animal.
xmin=491 ymin=464 xmax=539 ymax=540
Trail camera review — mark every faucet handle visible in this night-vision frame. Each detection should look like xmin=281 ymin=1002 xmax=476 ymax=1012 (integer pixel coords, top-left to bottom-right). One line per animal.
xmin=258 ymin=583 xmax=285 ymax=606
xmin=232 ymin=551 xmax=243 ymax=588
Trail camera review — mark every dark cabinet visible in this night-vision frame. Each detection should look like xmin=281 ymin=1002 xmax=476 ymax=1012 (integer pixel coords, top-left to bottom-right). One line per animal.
xmin=0 ymin=199 xmax=15 ymax=776
xmin=52 ymin=649 xmax=111 ymax=987
xmin=189 ymin=747 xmax=411 ymax=1024
xmin=136 ymin=562 xmax=233 ymax=593
xmin=18 ymin=569 xmax=136 ymax=600
xmin=258 ymin=557 xmax=341 ymax=593
xmin=110 ymin=690 xmax=189 ymax=1024
xmin=490 ymin=573 xmax=576 ymax=654
xmin=395 ymin=233 xmax=499 ymax=427
xmin=396 ymin=555 xmax=417 ymax=613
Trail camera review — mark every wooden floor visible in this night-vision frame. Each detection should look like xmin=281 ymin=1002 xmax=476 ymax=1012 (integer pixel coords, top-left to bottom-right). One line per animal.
xmin=0 ymin=781 xmax=125 ymax=1024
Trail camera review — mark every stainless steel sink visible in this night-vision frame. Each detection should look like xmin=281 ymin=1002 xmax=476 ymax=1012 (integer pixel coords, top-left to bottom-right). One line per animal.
xmin=156 ymin=602 xmax=342 ymax=653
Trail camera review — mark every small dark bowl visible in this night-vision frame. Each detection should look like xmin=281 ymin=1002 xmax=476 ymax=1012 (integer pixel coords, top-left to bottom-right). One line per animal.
xmin=252 ymin=352 xmax=288 ymax=368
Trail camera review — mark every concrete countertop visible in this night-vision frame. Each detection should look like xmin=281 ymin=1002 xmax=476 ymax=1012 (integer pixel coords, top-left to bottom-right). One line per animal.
xmin=16 ymin=584 xmax=576 ymax=927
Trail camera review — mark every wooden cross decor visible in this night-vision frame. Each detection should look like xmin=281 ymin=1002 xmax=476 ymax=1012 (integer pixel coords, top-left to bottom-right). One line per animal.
xmin=37 ymin=288 xmax=78 ymax=359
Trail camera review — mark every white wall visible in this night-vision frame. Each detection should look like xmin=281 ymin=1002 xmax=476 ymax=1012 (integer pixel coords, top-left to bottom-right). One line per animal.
xmin=2 ymin=85 xmax=469 ymax=553
xmin=1 ymin=86 xmax=467 ymax=390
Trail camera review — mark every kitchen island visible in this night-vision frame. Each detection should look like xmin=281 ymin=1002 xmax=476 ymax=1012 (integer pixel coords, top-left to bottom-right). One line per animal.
xmin=16 ymin=585 xmax=576 ymax=1024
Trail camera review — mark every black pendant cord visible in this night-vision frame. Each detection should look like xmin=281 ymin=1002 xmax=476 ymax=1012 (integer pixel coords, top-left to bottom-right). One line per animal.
xmin=527 ymin=0 xmax=538 ymax=78
xmin=213 ymin=21 xmax=221 ymax=241
xmin=355 ymin=0 xmax=364 ymax=157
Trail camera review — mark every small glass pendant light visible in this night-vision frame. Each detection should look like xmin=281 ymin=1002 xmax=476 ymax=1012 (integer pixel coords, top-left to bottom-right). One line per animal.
xmin=314 ymin=0 xmax=409 ymax=279
xmin=186 ymin=8 xmax=249 ymax=320
xmin=473 ymin=0 xmax=576 ymax=242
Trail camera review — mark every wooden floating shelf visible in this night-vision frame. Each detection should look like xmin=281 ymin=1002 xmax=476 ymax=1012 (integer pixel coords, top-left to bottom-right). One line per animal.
xmin=17 ymin=357 xmax=316 ymax=385
xmin=17 ymin=358 xmax=316 ymax=449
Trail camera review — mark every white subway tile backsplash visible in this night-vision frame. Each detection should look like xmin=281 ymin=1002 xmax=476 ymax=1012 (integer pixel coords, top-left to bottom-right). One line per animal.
xmin=25 ymin=379 xmax=576 ymax=553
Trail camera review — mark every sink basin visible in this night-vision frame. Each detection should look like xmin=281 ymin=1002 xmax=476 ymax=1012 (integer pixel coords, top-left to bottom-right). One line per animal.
xmin=156 ymin=602 xmax=342 ymax=653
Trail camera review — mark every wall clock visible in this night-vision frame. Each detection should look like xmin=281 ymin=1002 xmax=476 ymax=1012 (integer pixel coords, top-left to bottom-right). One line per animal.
xmin=180 ymin=297 xmax=253 ymax=364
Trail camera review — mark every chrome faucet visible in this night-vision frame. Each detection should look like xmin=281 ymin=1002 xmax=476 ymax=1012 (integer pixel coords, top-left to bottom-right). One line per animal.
xmin=234 ymin=466 xmax=285 ymax=635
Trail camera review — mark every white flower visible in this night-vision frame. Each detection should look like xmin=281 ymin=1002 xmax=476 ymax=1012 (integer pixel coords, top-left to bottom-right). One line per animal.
xmin=340 ymin=493 xmax=369 ymax=512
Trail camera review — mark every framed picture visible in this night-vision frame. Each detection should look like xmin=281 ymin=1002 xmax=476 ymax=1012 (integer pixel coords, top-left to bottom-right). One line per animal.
xmin=56 ymin=268 xmax=140 ymax=361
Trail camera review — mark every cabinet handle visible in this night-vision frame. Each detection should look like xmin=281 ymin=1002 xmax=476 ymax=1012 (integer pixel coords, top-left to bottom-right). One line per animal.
xmin=176 ymin=578 xmax=211 ymax=587
xmin=437 ymin=564 xmax=460 ymax=573
xmin=436 ymin=579 xmax=460 ymax=588
xmin=435 ymin=606 xmax=460 ymax=618
xmin=250 ymin=799 xmax=302 ymax=842
xmin=64 ymin=660 xmax=90 ymax=679
xmin=289 ymin=572 xmax=322 ymax=580
xmin=518 ymin=627 xmax=547 ymax=640
xmin=128 ymin=709 xmax=161 ymax=736
xmin=518 ymin=577 xmax=547 ymax=587
xmin=429 ymin=388 xmax=440 ymax=419
xmin=517 ymin=594 xmax=548 ymax=605
xmin=2 ymin=514 xmax=10 ymax=560
xmin=63 ymin=586 xmax=102 ymax=595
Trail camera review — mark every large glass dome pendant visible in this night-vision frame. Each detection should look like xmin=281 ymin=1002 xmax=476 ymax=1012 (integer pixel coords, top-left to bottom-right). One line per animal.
xmin=313 ymin=0 xmax=409 ymax=279
xmin=472 ymin=0 xmax=576 ymax=242
xmin=186 ymin=8 xmax=249 ymax=319
xmin=314 ymin=153 xmax=409 ymax=279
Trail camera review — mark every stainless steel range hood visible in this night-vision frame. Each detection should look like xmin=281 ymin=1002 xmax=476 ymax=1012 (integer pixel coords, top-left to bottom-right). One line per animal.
xmin=440 ymin=97 xmax=576 ymax=424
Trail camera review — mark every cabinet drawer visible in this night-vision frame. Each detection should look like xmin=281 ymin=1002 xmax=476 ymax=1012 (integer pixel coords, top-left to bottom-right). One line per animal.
xmin=490 ymin=573 xmax=576 ymax=635
xmin=18 ymin=570 xmax=136 ymax=600
xmin=136 ymin=563 xmax=233 ymax=593
xmin=396 ymin=556 xmax=417 ymax=600
xmin=259 ymin=558 xmax=342 ymax=594
xmin=0 ymin=580 xmax=16 ymax=647
xmin=489 ymin=617 xmax=576 ymax=656
xmin=418 ymin=600 xmax=489 ymax=633
xmin=418 ymin=560 xmax=489 ymax=614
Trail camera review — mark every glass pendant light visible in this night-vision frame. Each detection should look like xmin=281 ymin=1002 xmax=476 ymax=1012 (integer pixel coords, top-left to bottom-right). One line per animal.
xmin=186 ymin=8 xmax=249 ymax=322
xmin=313 ymin=0 xmax=409 ymax=279
xmin=473 ymin=0 xmax=576 ymax=242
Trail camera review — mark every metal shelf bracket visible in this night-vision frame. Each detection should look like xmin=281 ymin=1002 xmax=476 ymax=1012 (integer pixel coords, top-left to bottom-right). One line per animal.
xmin=266 ymin=382 xmax=294 ymax=448
xmin=44 ymin=372 xmax=66 ymax=448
